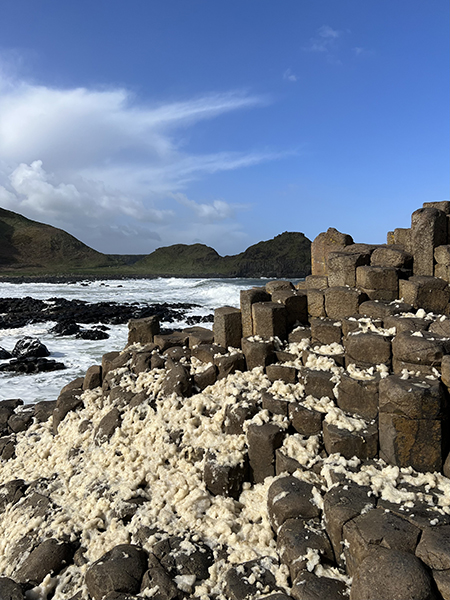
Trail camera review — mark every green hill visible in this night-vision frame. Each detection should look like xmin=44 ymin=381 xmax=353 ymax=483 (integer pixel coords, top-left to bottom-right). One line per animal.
xmin=0 ymin=207 xmax=311 ymax=278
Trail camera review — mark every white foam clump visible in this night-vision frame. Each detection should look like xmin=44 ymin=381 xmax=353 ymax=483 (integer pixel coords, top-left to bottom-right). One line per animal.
xmin=0 ymin=365 xmax=295 ymax=599
xmin=347 ymin=363 xmax=389 ymax=381
xmin=281 ymin=434 xmax=320 ymax=468
xmin=314 ymin=343 xmax=344 ymax=356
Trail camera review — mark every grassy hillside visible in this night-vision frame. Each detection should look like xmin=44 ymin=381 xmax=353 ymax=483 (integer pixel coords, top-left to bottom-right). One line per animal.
xmin=0 ymin=207 xmax=311 ymax=278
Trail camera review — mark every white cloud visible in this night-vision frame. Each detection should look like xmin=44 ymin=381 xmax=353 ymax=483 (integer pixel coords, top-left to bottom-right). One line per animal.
xmin=283 ymin=68 xmax=297 ymax=83
xmin=305 ymin=25 xmax=342 ymax=54
xmin=0 ymin=68 xmax=280 ymax=254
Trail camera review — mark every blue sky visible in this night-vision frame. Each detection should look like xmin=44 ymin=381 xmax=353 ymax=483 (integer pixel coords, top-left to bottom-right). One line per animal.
xmin=0 ymin=1 xmax=448 ymax=255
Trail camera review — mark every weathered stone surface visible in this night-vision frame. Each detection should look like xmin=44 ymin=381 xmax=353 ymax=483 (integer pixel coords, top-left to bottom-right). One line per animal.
xmin=241 ymin=337 xmax=275 ymax=370
xmin=288 ymin=327 xmax=311 ymax=343
xmin=8 ymin=409 xmax=34 ymax=433
xmin=267 ymin=476 xmax=321 ymax=530
xmin=349 ymin=546 xmax=437 ymax=600
xmin=400 ymin=275 xmax=450 ymax=313
xmin=323 ymin=483 xmax=376 ymax=567
xmin=412 ymin=207 xmax=447 ymax=276
xmin=53 ymin=389 xmax=83 ymax=433
xmin=435 ymin=264 xmax=450 ymax=283
xmin=141 ymin=555 xmax=179 ymax=600
xmin=429 ymin=319 xmax=450 ymax=337
xmin=307 ymin=288 xmax=326 ymax=318
xmin=343 ymin=508 xmax=420 ymax=576
xmin=193 ymin=364 xmax=217 ymax=390
xmin=433 ymin=569 xmax=450 ymax=600
xmin=310 ymin=318 xmax=342 ymax=346
xmin=265 ymin=364 xmax=297 ymax=384
xmin=359 ymin=299 xmax=412 ymax=319
xmin=127 ymin=316 xmax=160 ymax=346
xmin=277 ymin=518 xmax=333 ymax=580
xmin=271 ymin=290 xmax=308 ymax=328
xmin=102 ymin=351 xmax=121 ymax=380
xmin=153 ymin=537 xmax=214 ymax=582
xmin=379 ymin=413 xmax=443 ymax=472
xmin=336 ymin=373 xmax=380 ymax=420
xmin=224 ymin=559 xmax=277 ymax=600
xmin=393 ymin=227 xmax=412 ymax=251
xmin=95 ymin=408 xmax=121 ymax=444
xmin=0 ymin=435 xmax=16 ymax=460
xmin=291 ymin=571 xmax=348 ymax=600
xmin=252 ymin=302 xmax=287 ymax=340
xmin=305 ymin=275 xmax=328 ymax=289
xmin=442 ymin=355 xmax=450 ymax=388
xmin=204 ymin=451 xmax=248 ymax=500
xmin=184 ymin=325 xmax=214 ymax=348
xmin=247 ymin=423 xmax=285 ymax=483
xmin=160 ymin=362 xmax=192 ymax=397
xmin=371 ymin=245 xmax=413 ymax=269
xmin=344 ymin=331 xmax=392 ymax=367
xmin=275 ymin=449 xmax=302 ymax=475
xmin=266 ymin=280 xmax=295 ymax=294
xmin=130 ymin=350 xmax=153 ymax=374
xmin=323 ymin=421 xmax=378 ymax=460
xmin=356 ymin=265 xmax=399 ymax=302
xmin=14 ymin=538 xmax=75 ymax=586
xmin=0 ymin=479 xmax=26 ymax=512
xmin=379 ymin=375 xmax=447 ymax=420
xmin=191 ymin=343 xmax=226 ymax=364
xmin=324 ymin=287 xmax=368 ymax=319
xmin=392 ymin=330 xmax=450 ymax=367
xmin=311 ymin=228 xmax=353 ymax=277
xmin=435 ymin=245 xmax=450 ymax=266
xmin=85 ymin=545 xmax=148 ymax=600
xmin=214 ymin=352 xmax=246 ymax=379
xmin=301 ymin=368 xmax=336 ymax=399
xmin=289 ymin=402 xmax=323 ymax=435
xmin=153 ymin=332 xmax=190 ymax=352
xmin=240 ymin=288 xmax=271 ymax=337
xmin=83 ymin=365 xmax=102 ymax=390
xmin=328 ymin=250 xmax=371 ymax=287
xmin=214 ymin=306 xmax=242 ymax=349
xmin=383 ymin=315 xmax=428 ymax=334
xmin=416 ymin=525 xmax=450 ymax=571
xmin=0 ymin=578 xmax=24 ymax=600
xmin=424 ymin=201 xmax=450 ymax=214
xmin=223 ymin=398 xmax=258 ymax=434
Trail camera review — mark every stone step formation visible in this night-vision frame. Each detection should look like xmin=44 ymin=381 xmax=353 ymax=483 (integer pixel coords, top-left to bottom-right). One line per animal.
xmin=2 ymin=201 xmax=450 ymax=599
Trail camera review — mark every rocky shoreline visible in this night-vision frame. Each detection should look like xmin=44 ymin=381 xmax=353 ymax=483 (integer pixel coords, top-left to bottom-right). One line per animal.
xmin=1 ymin=202 xmax=450 ymax=599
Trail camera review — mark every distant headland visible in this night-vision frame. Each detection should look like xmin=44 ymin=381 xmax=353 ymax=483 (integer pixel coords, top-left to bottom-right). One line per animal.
xmin=0 ymin=207 xmax=311 ymax=279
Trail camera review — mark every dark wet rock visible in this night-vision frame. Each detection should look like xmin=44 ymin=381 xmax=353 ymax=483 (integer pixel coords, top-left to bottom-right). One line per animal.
xmin=224 ymin=558 xmax=278 ymax=600
xmin=20 ymin=492 xmax=53 ymax=518
xmin=85 ymin=544 xmax=148 ymax=600
xmin=247 ymin=423 xmax=285 ymax=483
xmin=214 ymin=352 xmax=246 ymax=379
xmin=33 ymin=400 xmax=57 ymax=423
xmin=289 ymin=402 xmax=323 ymax=436
xmin=323 ymin=483 xmax=376 ymax=567
xmin=0 ymin=577 xmax=25 ymax=600
xmin=275 ymin=449 xmax=303 ymax=475
xmin=343 ymin=508 xmax=421 ymax=576
xmin=0 ymin=399 xmax=22 ymax=434
xmin=95 ymin=408 xmax=121 ymax=444
xmin=77 ymin=328 xmax=109 ymax=340
xmin=83 ymin=365 xmax=102 ymax=390
xmin=0 ymin=435 xmax=16 ymax=460
xmin=323 ymin=421 xmax=378 ymax=461
xmin=0 ymin=357 xmax=65 ymax=374
xmin=262 ymin=391 xmax=290 ymax=417
xmin=222 ymin=398 xmax=258 ymax=435
xmin=14 ymin=538 xmax=76 ymax=586
xmin=204 ymin=451 xmax=248 ymax=500
xmin=277 ymin=518 xmax=334 ymax=580
xmin=0 ymin=479 xmax=27 ymax=511
xmin=12 ymin=337 xmax=50 ymax=359
xmin=161 ymin=362 xmax=192 ymax=397
xmin=53 ymin=389 xmax=83 ymax=433
xmin=141 ymin=554 xmax=179 ymax=600
xmin=152 ymin=537 xmax=214 ymax=582
xmin=8 ymin=408 xmax=34 ymax=433
xmin=349 ymin=546 xmax=437 ymax=600
xmin=193 ymin=364 xmax=217 ymax=390
xmin=50 ymin=320 xmax=80 ymax=336
xmin=416 ymin=525 xmax=450 ymax=571
xmin=163 ymin=346 xmax=191 ymax=362
xmin=292 ymin=570 xmax=348 ymax=600
xmin=0 ymin=347 xmax=13 ymax=359
xmin=267 ymin=476 xmax=321 ymax=530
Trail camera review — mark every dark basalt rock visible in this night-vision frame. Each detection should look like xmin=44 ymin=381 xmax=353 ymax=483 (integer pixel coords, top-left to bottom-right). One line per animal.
xmin=77 ymin=328 xmax=110 ymax=340
xmin=224 ymin=559 xmax=278 ymax=600
xmin=152 ymin=536 xmax=214 ymax=582
xmin=14 ymin=538 xmax=76 ymax=586
xmin=0 ymin=357 xmax=65 ymax=374
xmin=85 ymin=544 xmax=148 ymax=600
xmin=50 ymin=320 xmax=80 ymax=336
xmin=0 ymin=347 xmax=12 ymax=359
xmin=0 ymin=577 xmax=25 ymax=600
xmin=12 ymin=337 xmax=50 ymax=359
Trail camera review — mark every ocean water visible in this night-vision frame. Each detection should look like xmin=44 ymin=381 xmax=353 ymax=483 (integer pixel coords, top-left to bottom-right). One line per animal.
xmin=0 ymin=277 xmax=294 ymax=404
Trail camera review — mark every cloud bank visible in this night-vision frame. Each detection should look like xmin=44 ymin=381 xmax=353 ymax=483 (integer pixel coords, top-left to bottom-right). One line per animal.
xmin=0 ymin=71 xmax=277 ymax=254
